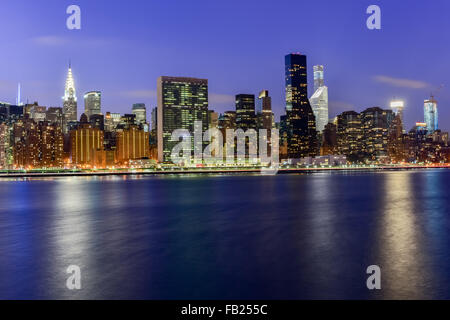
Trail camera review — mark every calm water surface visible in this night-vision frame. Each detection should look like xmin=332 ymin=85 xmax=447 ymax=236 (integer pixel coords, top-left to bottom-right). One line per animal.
xmin=0 ymin=170 xmax=450 ymax=299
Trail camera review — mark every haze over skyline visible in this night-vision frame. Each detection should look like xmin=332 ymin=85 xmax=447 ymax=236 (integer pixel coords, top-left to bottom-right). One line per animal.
xmin=1 ymin=0 xmax=449 ymax=131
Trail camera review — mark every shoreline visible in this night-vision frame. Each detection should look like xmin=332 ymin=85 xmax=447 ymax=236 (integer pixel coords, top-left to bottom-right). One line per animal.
xmin=0 ymin=165 xmax=448 ymax=178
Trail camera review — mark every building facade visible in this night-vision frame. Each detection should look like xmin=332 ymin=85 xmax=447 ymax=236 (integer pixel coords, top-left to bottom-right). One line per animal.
xmin=132 ymin=103 xmax=147 ymax=127
xmin=157 ymin=76 xmax=209 ymax=163
xmin=424 ymin=96 xmax=438 ymax=133
xmin=235 ymin=94 xmax=256 ymax=131
xmin=285 ymin=53 xmax=317 ymax=158
xmin=84 ymin=91 xmax=102 ymax=120
xmin=70 ymin=115 xmax=104 ymax=167
xmin=115 ymin=126 xmax=150 ymax=164
xmin=310 ymin=65 xmax=329 ymax=132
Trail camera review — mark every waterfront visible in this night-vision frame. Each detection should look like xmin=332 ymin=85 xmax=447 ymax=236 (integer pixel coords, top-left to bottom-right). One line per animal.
xmin=1 ymin=170 xmax=450 ymax=299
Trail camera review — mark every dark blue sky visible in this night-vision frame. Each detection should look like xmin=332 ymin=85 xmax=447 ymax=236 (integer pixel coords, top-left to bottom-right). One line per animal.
xmin=1 ymin=0 xmax=449 ymax=131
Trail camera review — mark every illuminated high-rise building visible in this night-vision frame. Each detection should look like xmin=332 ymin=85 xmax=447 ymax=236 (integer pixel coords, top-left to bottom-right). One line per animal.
xmin=104 ymin=112 xmax=121 ymax=132
xmin=13 ymin=119 xmax=63 ymax=169
xmin=390 ymin=100 xmax=405 ymax=123
xmin=132 ymin=103 xmax=147 ymax=125
xmin=256 ymin=90 xmax=273 ymax=132
xmin=70 ymin=114 xmax=104 ymax=167
xmin=424 ymin=96 xmax=438 ymax=133
xmin=62 ymin=64 xmax=78 ymax=132
xmin=361 ymin=107 xmax=394 ymax=160
xmin=0 ymin=123 xmax=12 ymax=169
xmin=30 ymin=105 xmax=47 ymax=123
xmin=336 ymin=111 xmax=363 ymax=159
xmin=46 ymin=107 xmax=64 ymax=128
xmin=310 ymin=65 xmax=328 ymax=132
xmin=84 ymin=91 xmax=102 ymax=120
xmin=256 ymin=90 xmax=273 ymax=155
xmin=236 ymin=94 xmax=256 ymax=131
xmin=218 ymin=111 xmax=236 ymax=145
xmin=116 ymin=125 xmax=150 ymax=164
xmin=285 ymin=53 xmax=317 ymax=158
xmin=157 ymin=76 xmax=209 ymax=163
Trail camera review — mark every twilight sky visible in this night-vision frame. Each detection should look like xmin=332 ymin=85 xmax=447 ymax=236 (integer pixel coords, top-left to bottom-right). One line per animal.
xmin=0 ymin=0 xmax=449 ymax=131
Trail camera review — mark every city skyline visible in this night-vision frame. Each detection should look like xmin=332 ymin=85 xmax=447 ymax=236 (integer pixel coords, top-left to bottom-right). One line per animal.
xmin=0 ymin=0 xmax=449 ymax=132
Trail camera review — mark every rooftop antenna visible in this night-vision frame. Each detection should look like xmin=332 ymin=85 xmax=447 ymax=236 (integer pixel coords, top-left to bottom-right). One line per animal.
xmin=431 ymin=84 xmax=444 ymax=100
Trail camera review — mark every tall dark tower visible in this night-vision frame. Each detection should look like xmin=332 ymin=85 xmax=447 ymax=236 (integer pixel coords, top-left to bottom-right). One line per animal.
xmin=285 ymin=53 xmax=317 ymax=158
xmin=235 ymin=94 xmax=256 ymax=131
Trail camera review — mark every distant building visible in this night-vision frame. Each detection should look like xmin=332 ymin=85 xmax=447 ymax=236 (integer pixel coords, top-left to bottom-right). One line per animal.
xmin=218 ymin=111 xmax=236 ymax=150
xmin=157 ymin=76 xmax=209 ymax=163
xmin=116 ymin=125 xmax=150 ymax=164
xmin=424 ymin=96 xmax=438 ymax=133
xmin=84 ymin=91 xmax=102 ymax=120
xmin=209 ymin=110 xmax=219 ymax=129
xmin=310 ymin=65 xmax=328 ymax=132
xmin=132 ymin=103 xmax=147 ymax=126
xmin=46 ymin=107 xmax=64 ymax=128
xmin=90 ymin=114 xmax=105 ymax=131
xmin=63 ymin=64 xmax=78 ymax=132
xmin=105 ymin=112 xmax=121 ymax=132
xmin=336 ymin=111 xmax=363 ymax=160
xmin=13 ymin=119 xmax=63 ymax=168
xmin=235 ymin=94 xmax=256 ymax=131
xmin=321 ymin=122 xmax=337 ymax=155
xmin=38 ymin=122 xmax=64 ymax=168
xmin=70 ymin=114 xmax=104 ymax=167
xmin=285 ymin=53 xmax=317 ymax=158
xmin=361 ymin=107 xmax=394 ymax=161
xmin=256 ymin=90 xmax=273 ymax=131
xmin=119 ymin=114 xmax=136 ymax=128
xmin=256 ymin=90 xmax=273 ymax=155
xmin=30 ymin=105 xmax=47 ymax=123
xmin=390 ymin=99 xmax=405 ymax=127
xmin=0 ymin=123 xmax=12 ymax=168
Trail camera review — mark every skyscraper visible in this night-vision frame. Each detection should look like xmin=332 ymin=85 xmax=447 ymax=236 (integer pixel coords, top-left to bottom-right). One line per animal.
xmin=84 ymin=91 xmax=102 ymax=120
xmin=285 ymin=53 xmax=317 ymax=158
xmin=310 ymin=65 xmax=328 ymax=132
xmin=336 ymin=111 xmax=363 ymax=160
xmin=132 ymin=103 xmax=147 ymax=127
xmin=424 ymin=96 xmax=438 ymax=133
xmin=256 ymin=90 xmax=273 ymax=154
xmin=256 ymin=90 xmax=273 ymax=132
xmin=361 ymin=107 xmax=394 ymax=161
xmin=63 ymin=64 xmax=78 ymax=132
xmin=157 ymin=76 xmax=209 ymax=163
xmin=235 ymin=94 xmax=256 ymax=131
xmin=390 ymin=100 xmax=405 ymax=123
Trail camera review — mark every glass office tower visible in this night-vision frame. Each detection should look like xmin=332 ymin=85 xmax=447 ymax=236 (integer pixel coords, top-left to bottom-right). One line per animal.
xmin=424 ymin=96 xmax=438 ymax=133
xmin=285 ymin=53 xmax=317 ymax=158
xmin=157 ymin=76 xmax=209 ymax=163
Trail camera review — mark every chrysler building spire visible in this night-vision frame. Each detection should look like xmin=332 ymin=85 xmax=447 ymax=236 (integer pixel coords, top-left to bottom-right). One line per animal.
xmin=62 ymin=62 xmax=78 ymax=132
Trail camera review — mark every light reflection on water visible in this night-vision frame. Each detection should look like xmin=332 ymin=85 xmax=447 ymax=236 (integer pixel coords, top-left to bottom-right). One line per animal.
xmin=377 ymin=172 xmax=431 ymax=299
xmin=0 ymin=170 xmax=450 ymax=299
